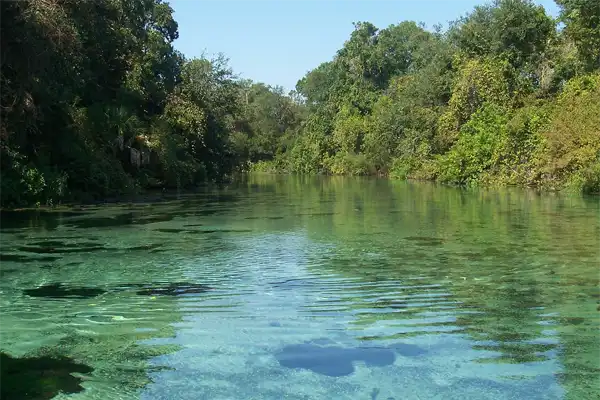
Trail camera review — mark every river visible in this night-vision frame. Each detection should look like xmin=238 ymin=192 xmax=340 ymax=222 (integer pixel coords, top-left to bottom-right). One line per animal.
xmin=0 ymin=175 xmax=598 ymax=399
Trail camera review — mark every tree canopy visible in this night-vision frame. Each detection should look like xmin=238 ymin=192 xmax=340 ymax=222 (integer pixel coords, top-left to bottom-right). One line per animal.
xmin=0 ymin=0 xmax=302 ymax=206
xmin=273 ymin=0 xmax=600 ymax=193
xmin=1 ymin=0 xmax=599 ymax=207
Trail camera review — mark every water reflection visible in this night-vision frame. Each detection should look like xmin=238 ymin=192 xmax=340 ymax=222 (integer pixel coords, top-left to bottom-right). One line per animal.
xmin=276 ymin=338 xmax=398 ymax=377
xmin=0 ymin=176 xmax=598 ymax=399
xmin=237 ymin=175 xmax=598 ymax=399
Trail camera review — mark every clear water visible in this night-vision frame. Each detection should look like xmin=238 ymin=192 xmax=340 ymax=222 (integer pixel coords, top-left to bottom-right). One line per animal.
xmin=1 ymin=175 xmax=599 ymax=400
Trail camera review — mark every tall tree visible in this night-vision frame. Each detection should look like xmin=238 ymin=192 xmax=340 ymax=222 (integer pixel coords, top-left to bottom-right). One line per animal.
xmin=555 ymin=0 xmax=600 ymax=70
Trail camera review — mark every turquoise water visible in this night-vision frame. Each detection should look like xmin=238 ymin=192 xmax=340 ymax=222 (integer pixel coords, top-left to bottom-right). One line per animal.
xmin=1 ymin=175 xmax=598 ymax=399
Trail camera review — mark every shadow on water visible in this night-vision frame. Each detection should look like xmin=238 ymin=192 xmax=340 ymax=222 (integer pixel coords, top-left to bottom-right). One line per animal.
xmin=0 ymin=254 xmax=61 ymax=263
xmin=0 ymin=210 xmax=88 ymax=231
xmin=17 ymin=243 xmax=106 ymax=254
xmin=24 ymin=284 xmax=107 ymax=299
xmin=0 ymin=268 xmax=18 ymax=276
xmin=154 ymin=228 xmax=187 ymax=233
xmin=133 ymin=282 xmax=211 ymax=296
xmin=0 ymin=352 xmax=93 ymax=400
xmin=4 ymin=240 xmax=165 ymax=257
xmin=275 ymin=338 xmax=426 ymax=377
xmin=127 ymin=243 xmax=163 ymax=251
xmin=1 ymin=190 xmax=241 ymax=233
xmin=23 ymin=282 xmax=212 ymax=299
xmin=154 ymin=228 xmax=253 ymax=235
xmin=63 ymin=212 xmax=174 ymax=229
xmin=403 ymin=236 xmax=446 ymax=246
xmin=244 ymin=216 xmax=285 ymax=220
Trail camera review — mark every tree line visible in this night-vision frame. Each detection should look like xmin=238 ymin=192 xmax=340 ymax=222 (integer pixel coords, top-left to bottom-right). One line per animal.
xmin=272 ymin=0 xmax=599 ymax=194
xmin=1 ymin=0 xmax=599 ymax=207
xmin=0 ymin=0 xmax=304 ymax=206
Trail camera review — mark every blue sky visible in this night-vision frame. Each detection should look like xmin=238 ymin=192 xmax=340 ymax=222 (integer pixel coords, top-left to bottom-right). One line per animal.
xmin=169 ymin=0 xmax=560 ymax=93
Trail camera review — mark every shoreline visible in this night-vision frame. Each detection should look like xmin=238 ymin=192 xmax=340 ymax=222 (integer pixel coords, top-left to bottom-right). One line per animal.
xmin=2 ymin=174 xmax=597 ymax=212
xmin=0 ymin=184 xmax=228 ymax=213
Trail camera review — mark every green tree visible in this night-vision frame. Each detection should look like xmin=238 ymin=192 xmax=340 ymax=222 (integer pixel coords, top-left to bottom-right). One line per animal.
xmin=449 ymin=0 xmax=555 ymax=71
xmin=556 ymin=0 xmax=600 ymax=70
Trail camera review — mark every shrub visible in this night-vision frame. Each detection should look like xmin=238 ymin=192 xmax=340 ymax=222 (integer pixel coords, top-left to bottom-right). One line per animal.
xmin=539 ymin=73 xmax=600 ymax=190
xmin=437 ymin=103 xmax=510 ymax=185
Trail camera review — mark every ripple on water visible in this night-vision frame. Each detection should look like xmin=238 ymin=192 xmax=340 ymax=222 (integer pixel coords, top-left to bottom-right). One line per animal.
xmin=1 ymin=177 xmax=598 ymax=400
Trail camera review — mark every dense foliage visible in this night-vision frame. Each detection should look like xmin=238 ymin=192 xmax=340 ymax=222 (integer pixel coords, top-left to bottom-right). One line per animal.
xmin=270 ymin=0 xmax=599 ymax=194
xmin=1 ymin=0 xmax=598 ymax=207
xmin=0 ymin=0 xmax=302 ymax=206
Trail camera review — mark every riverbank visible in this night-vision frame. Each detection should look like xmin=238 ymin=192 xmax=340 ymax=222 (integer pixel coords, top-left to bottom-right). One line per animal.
xmin=257 ymin=2 xmax=600 ymax=196
xmin=3 ymin=1 xmax=599 ymax=209
xmin=249 ymin=161 xmax=600 ymax=196
xmin=2 ymin=170 xmax=598 ymax=213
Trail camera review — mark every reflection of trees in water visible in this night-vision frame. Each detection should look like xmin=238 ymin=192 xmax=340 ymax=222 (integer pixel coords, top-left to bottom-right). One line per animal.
xmin=3 ymin=176 xmax=596 ymax=398
xmin=451 ymin=275 xmax=550 ymax=363
xmin=241 ymin=175 xmax=599 ymax=399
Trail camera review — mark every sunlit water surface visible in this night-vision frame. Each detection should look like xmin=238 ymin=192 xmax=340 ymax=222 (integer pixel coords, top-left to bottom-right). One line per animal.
xmin=1 ymin=176 xmax=598 ymax=400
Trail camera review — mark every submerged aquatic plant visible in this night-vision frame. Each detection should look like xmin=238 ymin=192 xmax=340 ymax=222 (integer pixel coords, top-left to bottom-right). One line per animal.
xmin=0 ymin=352 xmax=93 ymax=400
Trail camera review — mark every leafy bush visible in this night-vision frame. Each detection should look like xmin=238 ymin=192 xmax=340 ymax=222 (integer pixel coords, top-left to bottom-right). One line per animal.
xmin=325 ymin=152 xmax=374 ymax=176
xmin=437 ymin=103 xmax=510 ymax=185
xmin=539 ymin=74 xmax=600 ymax=190
xmin=250 ymin=160 xmax=280 ymax=173
xmin=287 ymin=132 xmax=327 ymax=174
xmin=565 ymin=160 xmax=600 ymax=194
xmin=498 ymin=103 xmax=550 ymax=185
xmin=0 ymin=148 xmax=69 ymax=206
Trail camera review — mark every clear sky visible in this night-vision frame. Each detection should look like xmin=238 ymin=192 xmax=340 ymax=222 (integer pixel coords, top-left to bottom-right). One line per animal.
xmin=169 ymin=0 xmax=560 ymax=93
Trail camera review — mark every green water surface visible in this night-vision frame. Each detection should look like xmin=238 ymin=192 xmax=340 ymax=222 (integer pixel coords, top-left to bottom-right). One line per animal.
xmin=1 ymin=176 xmax=598 ymax=400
